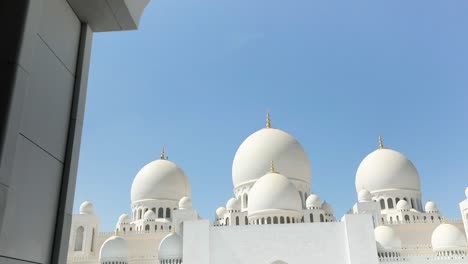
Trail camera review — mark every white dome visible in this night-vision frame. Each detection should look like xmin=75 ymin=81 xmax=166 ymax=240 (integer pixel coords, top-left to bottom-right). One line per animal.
xmin=216 ymin=207 xmax=226 ymax=218
xmin=117 ymin=214 xmax=131 ymax=226
xmin=425 ymin=201 xmax=438 ymax=213
xmin=143 ymin=210 xmax=156 ymax=220
xmin=374 ymin=226 xmax=402 ymax=252
xmin=248 ymin=172 xmax=302 ymax=216
xmin=431 ymin=224 xmax=468 ymax=251
xmin=79 ymin=201 xmax=94 ymax=214
xmin=358 ymin=189 xmax=372 ymax=202
xmin=226 ymin=197 xmax=241 ymax=211
xmin=159 ymin=232 xmax=183 ymax=260
xmin=396 ymin=200 xmax=410 ymax=210
xmin=232 ymin=128 xmax=311 ymax=188
xmin=306 ymin=194 xmax=321 ymax=208
xmin=99 ymin=236 xmax=128 ymax=260
xmin=321 ymin=201 xmax=333 ymax=214
xmin=131 ymin=159 xmax=190 ymax=203
xmin=355 ymin=148 xmax=420 ymax=193
xmin=179 ymin=197 xmax=192 ymax=209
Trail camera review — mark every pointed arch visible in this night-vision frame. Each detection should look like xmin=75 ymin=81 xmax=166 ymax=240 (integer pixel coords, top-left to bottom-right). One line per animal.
xmin=74 ymin=226 xmax=84 ymax=251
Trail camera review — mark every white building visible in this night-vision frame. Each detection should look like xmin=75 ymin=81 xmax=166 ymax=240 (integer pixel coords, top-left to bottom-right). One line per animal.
xmin=67 ymin=114 xmax=468 ymax=264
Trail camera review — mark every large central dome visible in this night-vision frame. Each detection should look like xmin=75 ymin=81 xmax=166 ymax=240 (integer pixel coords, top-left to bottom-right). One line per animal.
xmin=131 ymin=158 xmax=190 ymax=203
xmin=355 ymin=147 xmax=420 ymax=193
xmin=232 ymin=127 xmax=311 ymax=188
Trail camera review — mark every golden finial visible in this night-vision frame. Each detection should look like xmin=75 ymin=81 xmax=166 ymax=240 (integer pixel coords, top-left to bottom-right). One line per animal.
xmin=160 ymin=145 xmax=165 ymax=160
xmin=270 ymin=160 xmax=276 ymax=173
xmin=378 ymin=135 xmax=384 ymax=149
xmin=266 ymin=110 xmax=271 ymax=128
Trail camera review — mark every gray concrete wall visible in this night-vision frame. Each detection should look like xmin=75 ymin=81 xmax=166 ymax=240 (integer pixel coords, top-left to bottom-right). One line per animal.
xmin=0 ymin=0 xmax=148 ymax=263
xmin=0 ymin=0 xmax=90 ymax=263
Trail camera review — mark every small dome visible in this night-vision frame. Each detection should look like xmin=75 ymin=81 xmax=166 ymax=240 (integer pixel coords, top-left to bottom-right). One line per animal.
xmin=130 ymin=159 xmax=190 ymax=203
xmin=232 ymin=128 xmax=311 ymax=189
xmin=321 ymin=201 xmax=333 ymax=214
xmin=425 ymin=201 xmax=438 ymax=213
xmin=159 ymin=232 xmax=183 ymax=260
xmin=248 ymin=172 xmax=302 ymax=216
xmin=215 ymin=207 xmax=226 ymax=218
xmin=179 ymin=197 xmax=192 ymax=209
xmin=396 ymin=200 xmax=410 ymax=211
xmin=143 ymin=210 xmax=156 ymax=220
xmin=306 ymin=194 xmax=321 ymax=208
xmin=226 ymin=197 xmax=241 ymax=211
xmin=358 ymin=189 xmax=372 ymax=202
xmin=355 ymin=148 xmax=420 ymax=193
xmin=374 ymin=226 xmax=402 ymax=252
xmin=79 ymin=201 xmax=94 ymax=214
xmin=432 ymin=224 xmax=468 ymax=251
xmin=99 ymin=236 xmax=128 ymax=261
xmin=117 ymin=214 xmax=131 ymax=226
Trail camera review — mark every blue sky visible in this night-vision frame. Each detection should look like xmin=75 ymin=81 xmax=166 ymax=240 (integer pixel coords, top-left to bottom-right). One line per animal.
xmin=74 ymin=0 xmax=468 ymax=231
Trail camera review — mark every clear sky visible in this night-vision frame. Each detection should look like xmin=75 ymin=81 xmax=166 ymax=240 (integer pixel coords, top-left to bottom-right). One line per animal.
xmin=74 ymin=0 xmax=468 ymax=231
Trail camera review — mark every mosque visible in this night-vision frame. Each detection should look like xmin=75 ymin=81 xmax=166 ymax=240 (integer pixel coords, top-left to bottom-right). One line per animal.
xmin=67 ymin=113 xmax=468 ymax=264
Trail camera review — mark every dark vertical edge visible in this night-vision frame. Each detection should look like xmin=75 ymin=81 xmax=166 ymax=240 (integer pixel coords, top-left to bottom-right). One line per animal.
xmin=0 ymin=0 xmax=31 ymax=232
xmin=50 ymin=23 xmax=93 ymax=264
xmin=0 ymin=0 xmax=29 ymax=154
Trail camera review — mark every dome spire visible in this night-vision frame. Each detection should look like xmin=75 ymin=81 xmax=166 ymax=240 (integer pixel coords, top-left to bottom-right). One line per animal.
xmin=160 ymin=145 xmax=165 ymax=160
xmin=266 ymin=110 xmax=271 ymax=128
xmin=270 ymin=160 xmax=277 ymax=173
xmin=378 ymin=135 xmax=384 ymax=149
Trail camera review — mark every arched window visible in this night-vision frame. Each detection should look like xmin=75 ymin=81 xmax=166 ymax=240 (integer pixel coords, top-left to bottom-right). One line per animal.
xmin=380 ymin=199 xmax=385 ymax=209
xmin=145 ymin=224 xmax=150 ymax=231
xmin=387 ymin=198 xmax=394 ymax=209
xmin=138 ymin=209 xmax=142 ymax=219
xmin=91 ymin=228 xmax=95 ymax=252
xmin=158 ymin=208 xmax=164 ymax=218
xmin=225 ymin=217 xmax=230 ymax=226
xmin=292 ymin=218 xmax=295 ymax=223
xmin=261 ymin=218 xmax=265 ymax=224
xmin=411 ymin=198 xmax=415 ymax=209
xmin=286 ymin=217 xmax=290 ymax=223
xmin=130 ymin=227 xmax=132 ymax=231
xmin=280 ymin=216 xmax=284 ymax=224
xmin=404 ymin=215 xmax=410 ymax=221
xmin=236 ymin=216 xmax=239 ymax=225
xmin=273 ymin=216 xmax=278 ymax=224
xmin=320 ymin=214 xmax=324 ymax=222
xmin=267 ymin=217 xmax=272 ymax=224
xmin=395 ymin=198 xmax=400 ymax=204
xmin=245 ymin=216 xmax=248 ymax=225
xmin=396 ymin=216 xmax=399 ymax=221
xmin=389 ymin=217 xmax=393 ymax=223
xmin=169 ymin=225 xmax=172 ymax=231
xmin=161 ymin=225 xmax=164 ymax=230
xmin=310 ymin=214 xmax=313 ymax=222
xmin=74 ymin=226 xmax=84 ymax=251
xmin=152 ymin=207 xmax=156 ymax=213
xmin=166 ymin=208 xmax=171 ymax=218
xmin=155 ymin=225 xmax=157 ymax=231
xmin=299 ymin=191 xmax=303 ymax=207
